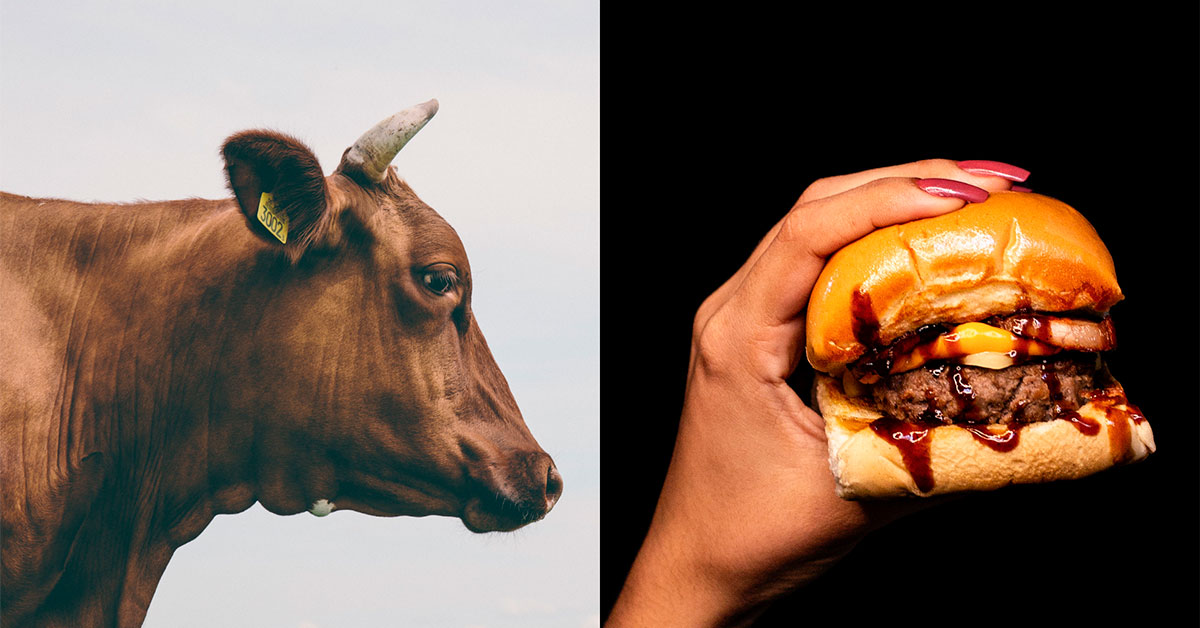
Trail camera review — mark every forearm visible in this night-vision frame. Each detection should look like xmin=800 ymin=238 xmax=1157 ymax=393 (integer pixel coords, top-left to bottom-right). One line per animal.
xmin=606 ymin=391 xmax=854 ymax=627
xmin=607 ymin=527 xmax=767 ymax=628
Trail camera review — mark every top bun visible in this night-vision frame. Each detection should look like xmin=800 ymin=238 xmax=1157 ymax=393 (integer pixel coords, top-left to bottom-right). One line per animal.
xmin=805 ymin=191 xmax=1122 ymax=374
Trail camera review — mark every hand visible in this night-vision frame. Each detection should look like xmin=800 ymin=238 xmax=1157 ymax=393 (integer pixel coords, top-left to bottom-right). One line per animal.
xmin=607 ymin=159 xmax=1029 ymax=627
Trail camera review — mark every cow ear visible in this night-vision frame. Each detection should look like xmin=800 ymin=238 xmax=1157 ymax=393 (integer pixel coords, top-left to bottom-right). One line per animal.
xmin=222 ymin=131 xmax=329 ymax=260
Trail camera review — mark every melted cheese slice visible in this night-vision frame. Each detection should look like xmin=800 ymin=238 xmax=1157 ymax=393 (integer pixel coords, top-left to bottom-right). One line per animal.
xmin=891 ymin=322 xmax=1059 ymax=373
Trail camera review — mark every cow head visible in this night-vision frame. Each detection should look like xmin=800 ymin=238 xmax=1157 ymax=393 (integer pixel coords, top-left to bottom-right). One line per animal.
xmin=218 ymin=100 xmax=561 ymax=532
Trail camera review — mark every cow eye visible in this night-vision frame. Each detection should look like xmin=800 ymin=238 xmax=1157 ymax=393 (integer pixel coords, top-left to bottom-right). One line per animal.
xmin=421 ymin=265 xmax=459 ymax=295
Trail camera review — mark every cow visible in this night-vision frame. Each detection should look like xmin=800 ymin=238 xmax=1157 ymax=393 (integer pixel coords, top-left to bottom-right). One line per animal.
xmin=0 ymin=99 xmax=563 ymax=628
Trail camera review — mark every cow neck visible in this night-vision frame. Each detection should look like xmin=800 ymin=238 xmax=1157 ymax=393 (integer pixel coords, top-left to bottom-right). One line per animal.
xmin=9 ymin=197 xmax=251 ymax=489
xmin=3 ymin=197 xmax=266 ymax=628
xmin=114 ymin=200 xmax=269 ymax=532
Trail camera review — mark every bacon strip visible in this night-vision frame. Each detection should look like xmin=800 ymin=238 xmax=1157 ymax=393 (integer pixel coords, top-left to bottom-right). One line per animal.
xmin=990 ymin=313 xmax=1116 ymax=352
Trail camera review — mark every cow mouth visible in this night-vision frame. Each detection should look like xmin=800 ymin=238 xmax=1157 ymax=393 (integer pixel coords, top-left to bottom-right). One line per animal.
xmin=460 ymin=455 xmax=564 ymax=533
xmin=318 ymin=451 xmax=562 ymax=532
xmin=461 ymin=487 xmax=555 ymax=533
xmin=317 ymin=468 xmax=562 ymax=532
xmin=329 ymin=483 xmax=555 ymax=532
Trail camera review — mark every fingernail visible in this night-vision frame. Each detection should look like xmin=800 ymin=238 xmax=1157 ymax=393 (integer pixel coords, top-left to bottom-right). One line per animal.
xmin=956 ymin=160 xmax=1031 ymax=182
xmin=917 ymin=178 xmax=990 ymax=203
xmin=1011 ymin=185 xmax=1033 ymax=193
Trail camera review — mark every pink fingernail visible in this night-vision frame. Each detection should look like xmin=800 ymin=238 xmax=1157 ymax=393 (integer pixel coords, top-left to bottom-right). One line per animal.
xmin=956 ymin=160 xmax=1031 ymax=182
xmin=917 ymin=178 xmax=990 ymax=203
xmin=1011 ymin=185 xmax=1033 ymax=193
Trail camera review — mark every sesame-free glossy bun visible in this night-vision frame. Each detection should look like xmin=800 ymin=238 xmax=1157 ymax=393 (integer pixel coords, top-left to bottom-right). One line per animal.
xmin=814 ymin=374 xmax=1155 ymax=499
xmin=805 ymin=192 xmax=1123 ymax=374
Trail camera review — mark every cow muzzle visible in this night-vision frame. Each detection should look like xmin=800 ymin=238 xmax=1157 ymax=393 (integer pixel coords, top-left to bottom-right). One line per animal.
xmin=461 ymin=450 xmax=563 ymax=533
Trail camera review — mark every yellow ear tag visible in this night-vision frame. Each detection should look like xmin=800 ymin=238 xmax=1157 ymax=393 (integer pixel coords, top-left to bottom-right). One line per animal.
xmin=256 ymin=192 xmax=288 ymax=244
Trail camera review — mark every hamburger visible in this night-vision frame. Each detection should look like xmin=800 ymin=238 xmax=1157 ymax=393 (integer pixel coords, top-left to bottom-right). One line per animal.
xmin=806 ymin=191 xmax=1154 ymax=499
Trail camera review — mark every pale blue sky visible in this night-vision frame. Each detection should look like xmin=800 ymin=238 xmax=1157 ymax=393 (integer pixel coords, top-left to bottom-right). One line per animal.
xmin=0 ymin=1 xmax=598 ymax=626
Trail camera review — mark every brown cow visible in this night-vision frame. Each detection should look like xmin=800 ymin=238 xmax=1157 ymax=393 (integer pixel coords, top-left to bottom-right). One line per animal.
xmin=0 ymin=100 xmax=562 ymax=627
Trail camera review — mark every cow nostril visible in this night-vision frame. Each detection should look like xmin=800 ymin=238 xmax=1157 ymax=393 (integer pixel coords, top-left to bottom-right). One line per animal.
xmin=544 ymin=462 xmax=563 ymax=510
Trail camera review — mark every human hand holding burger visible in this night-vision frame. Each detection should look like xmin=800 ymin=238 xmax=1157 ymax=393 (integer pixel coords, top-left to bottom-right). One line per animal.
xmin=606 ymin=159 xmax=1153 ymax=627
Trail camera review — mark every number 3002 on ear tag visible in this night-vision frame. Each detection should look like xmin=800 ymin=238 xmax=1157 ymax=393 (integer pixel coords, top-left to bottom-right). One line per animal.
xmin=257 ymin=192 xmax=288 ymax=244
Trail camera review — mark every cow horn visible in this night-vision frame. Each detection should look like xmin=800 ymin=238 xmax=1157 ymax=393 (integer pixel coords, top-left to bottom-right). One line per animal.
xmin=340 ymin=99 xmax=439 ymax=182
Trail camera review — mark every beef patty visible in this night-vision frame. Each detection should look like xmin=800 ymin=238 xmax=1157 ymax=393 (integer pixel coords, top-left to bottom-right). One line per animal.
xmin=871 ymin=355 xmax=1100 ymax=424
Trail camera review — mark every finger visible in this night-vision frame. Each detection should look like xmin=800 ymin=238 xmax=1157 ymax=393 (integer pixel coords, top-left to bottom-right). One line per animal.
xmin=702 ymin=159 xmax=1026 ymax=322
xmin=798 ymin=158 xmax=1028 ymax=204
xmin=733 ymin=177 xmax=988 ymax=332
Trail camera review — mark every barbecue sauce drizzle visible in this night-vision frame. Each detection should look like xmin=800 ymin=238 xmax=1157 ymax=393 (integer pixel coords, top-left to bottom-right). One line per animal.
xmin=848 ymin=294 xmax=1142 ymax=492
xmin=869 ymin=417 xmax=938 ymax=493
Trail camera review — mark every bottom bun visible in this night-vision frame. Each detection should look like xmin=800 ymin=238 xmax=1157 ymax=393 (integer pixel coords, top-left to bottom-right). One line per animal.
xmin=814 ymin=373 xmax=1155 ymax=499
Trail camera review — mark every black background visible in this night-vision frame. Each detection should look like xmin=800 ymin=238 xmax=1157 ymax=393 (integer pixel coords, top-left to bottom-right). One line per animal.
xmin=602 ymin=7 xmax=1198 ymax=626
